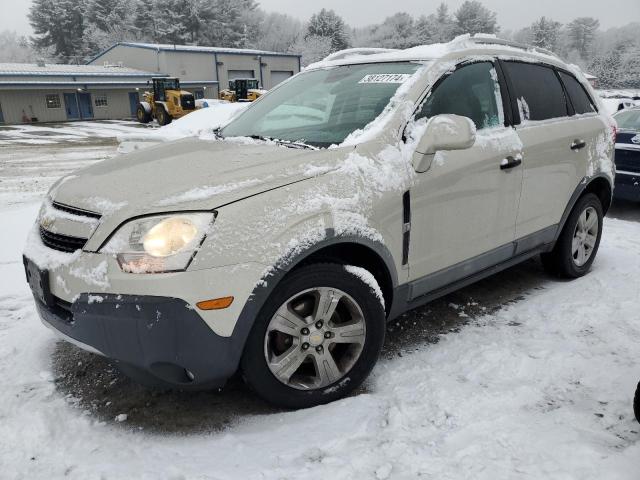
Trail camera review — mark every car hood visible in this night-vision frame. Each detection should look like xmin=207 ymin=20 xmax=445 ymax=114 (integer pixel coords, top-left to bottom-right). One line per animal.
xmin=51 ymin=138 xmax=348 ymax=217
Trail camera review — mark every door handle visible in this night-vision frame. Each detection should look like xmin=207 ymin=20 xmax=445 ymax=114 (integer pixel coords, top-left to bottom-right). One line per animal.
xmin=500 ymin=155 xmax=522 ymax=170
xmin=570 ymin=139 xmax=587 ymax=151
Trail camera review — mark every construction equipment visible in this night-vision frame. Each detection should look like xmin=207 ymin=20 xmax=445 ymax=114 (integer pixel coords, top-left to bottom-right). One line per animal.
xmin=136 ymin=77 xmax=196 ymax=126
xmin=219 ymin=78 xmax=265 ymax=103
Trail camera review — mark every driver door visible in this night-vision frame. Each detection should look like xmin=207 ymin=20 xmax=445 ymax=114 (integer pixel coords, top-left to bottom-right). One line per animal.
xmin=408 ymin=61 xmax=524 ymax=296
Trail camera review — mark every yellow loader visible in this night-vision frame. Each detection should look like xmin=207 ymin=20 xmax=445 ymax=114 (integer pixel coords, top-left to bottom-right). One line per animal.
xmin=219 ymin=78 xmax=265 ymax=102
xmin=136 ymin=77 xmax=196 ymax=126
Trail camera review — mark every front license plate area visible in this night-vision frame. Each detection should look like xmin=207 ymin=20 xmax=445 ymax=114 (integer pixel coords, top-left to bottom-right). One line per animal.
xmin=23 ymin=256 xmax=54 ymax=307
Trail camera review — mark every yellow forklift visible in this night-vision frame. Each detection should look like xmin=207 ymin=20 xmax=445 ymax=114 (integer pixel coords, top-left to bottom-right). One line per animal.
xmin=219 ymin=78 xmax=264 ymax=102
xmin=136 ymin=77 xmax=196 ymax=126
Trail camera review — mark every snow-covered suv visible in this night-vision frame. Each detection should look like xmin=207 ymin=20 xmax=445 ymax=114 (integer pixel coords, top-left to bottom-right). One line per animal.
xmin=24 ymin=36 xmax=615 ymax=409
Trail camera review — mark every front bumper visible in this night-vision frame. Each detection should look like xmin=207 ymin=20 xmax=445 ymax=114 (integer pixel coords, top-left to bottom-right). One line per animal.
xmin=614 ymin=170 xmax=640 ymax=202
xmin=35 ymin=292 xmax=245 ymax=388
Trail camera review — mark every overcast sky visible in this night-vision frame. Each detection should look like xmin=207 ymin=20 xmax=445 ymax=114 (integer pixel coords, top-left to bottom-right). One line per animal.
xmin=3 ymin=0 xmax=640 ymax=36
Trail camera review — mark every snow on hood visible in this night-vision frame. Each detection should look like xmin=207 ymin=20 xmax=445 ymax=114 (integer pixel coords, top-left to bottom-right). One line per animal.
xmin=50 ymin=138 xmax=349 ymax=217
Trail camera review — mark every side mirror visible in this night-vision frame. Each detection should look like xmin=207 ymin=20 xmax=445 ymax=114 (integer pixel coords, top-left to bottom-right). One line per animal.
xmin=413 ymin=114 xmax=477 ymax=173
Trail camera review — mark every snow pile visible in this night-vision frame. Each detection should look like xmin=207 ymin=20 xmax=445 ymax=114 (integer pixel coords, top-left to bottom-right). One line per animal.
xmin=119 ymin=102 xmax=249 ymax=143
xmin=2 ymin=201 xmax=640 ymax=478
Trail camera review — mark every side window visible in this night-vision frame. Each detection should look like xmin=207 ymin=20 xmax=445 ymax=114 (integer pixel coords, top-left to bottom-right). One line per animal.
xmin=559 ymin=71 xmax=597 ymax=115
xmin=502 ymin=62 xmax=568 ymax=122
xmin=416 ymin=62 xmax=504 ymax=130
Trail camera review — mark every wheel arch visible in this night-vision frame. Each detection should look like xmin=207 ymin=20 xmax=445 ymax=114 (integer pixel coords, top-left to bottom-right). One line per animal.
xmin=555 ymin=174 xmax=613 ymax=243
xmin=287 ymin=237 xmax=397 ymax=316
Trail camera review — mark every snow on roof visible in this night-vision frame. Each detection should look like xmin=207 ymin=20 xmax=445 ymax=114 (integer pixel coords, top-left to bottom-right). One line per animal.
xmin=0 ymin=63 xmax=158 ymax=77
xmin=104 ymin=42 xmax=301 ymax=57
xmin=308 ymin=34 xmax=563 ymax=70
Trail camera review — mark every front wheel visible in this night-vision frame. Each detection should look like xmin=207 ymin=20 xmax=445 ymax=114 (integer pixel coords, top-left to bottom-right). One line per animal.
xmin=241 ymin=264 xmax=386 ymax=409
xmin=542 ymin=193 xmax=603 ymax=278
xmin=156 ymin=106 xmax=172 ymax=126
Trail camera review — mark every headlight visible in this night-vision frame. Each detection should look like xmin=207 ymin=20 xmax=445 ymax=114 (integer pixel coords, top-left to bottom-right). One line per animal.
xmin=101 ymin=213 xmax=214 ymax=273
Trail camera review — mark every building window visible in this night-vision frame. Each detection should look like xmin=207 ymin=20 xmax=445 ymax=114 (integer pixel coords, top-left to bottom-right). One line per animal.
xmin=45 ymin=94 xmax=61 ymax=109
xmin=94 ymin=95 xmax=108 ymax=107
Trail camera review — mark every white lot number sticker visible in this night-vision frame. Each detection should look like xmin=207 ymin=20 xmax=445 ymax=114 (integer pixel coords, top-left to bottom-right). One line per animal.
xmin=359 ymin=73 xmax=412 ymax=84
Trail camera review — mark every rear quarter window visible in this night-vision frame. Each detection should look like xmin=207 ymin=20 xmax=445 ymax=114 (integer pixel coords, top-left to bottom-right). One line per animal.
xmin=502 ymin=61 xmax=568 ymax=123
xmin=559 ymin=71 xmax=597 ymax=115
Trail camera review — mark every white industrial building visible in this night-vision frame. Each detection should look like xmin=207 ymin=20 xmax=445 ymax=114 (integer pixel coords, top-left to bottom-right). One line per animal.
xmin=0 ymin=43 xmax=300 ymax=124
xmin=0 ymin=63 xmax=168 ymax=124
xmin=87 ymin=42 xmax=302 ymax=99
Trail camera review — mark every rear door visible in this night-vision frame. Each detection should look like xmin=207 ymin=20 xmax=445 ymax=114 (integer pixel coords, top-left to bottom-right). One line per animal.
xmin=500 ymin=61 xmax=588 ymax=240
xmin=408 ymin=61 xmax=524 ymax=291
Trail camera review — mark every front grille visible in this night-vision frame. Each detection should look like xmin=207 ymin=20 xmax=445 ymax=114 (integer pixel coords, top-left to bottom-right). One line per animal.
xmin=181 ymin=94 xmax=195 ymax=110
xmin=40 ymin=226 xmax=87 ymax=253
xmin=52 ymin=201 xmax=101 ymax=219
xmin=615 ymin=148 xmax=640 ymax=174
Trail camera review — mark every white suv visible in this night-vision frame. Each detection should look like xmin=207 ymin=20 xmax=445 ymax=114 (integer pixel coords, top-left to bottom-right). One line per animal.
xmin=24 ymin=36 xmax=615 ymax=408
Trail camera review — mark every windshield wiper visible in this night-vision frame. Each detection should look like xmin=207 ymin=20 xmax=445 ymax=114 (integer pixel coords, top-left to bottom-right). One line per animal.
xmin=248 ymin=135 xmax=318 ymax=150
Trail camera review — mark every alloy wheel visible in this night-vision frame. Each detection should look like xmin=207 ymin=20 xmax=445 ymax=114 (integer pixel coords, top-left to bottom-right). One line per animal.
xmin=572 ymin=206 xmax=599 ymax=267
xmin=264 ymin=287 xmax=366 ymax=390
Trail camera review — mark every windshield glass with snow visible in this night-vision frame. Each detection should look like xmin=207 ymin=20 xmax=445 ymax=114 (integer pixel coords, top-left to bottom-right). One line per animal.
xmin=221 ymin=62 xmax=420 ymax=148
xmin=614 ymin=109 xmax=640 ymax=131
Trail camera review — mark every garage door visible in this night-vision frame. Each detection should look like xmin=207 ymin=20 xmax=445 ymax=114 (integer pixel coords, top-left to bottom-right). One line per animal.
xmin=271 ymin=71 xmax=294 ymax=87
xmin=228 ymin=70 xmax=255 ymax=80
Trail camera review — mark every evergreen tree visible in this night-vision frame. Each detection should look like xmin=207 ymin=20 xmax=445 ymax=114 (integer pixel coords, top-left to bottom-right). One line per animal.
xmin=415 ymin=3 xmax=456 ymax=44
xmin=454 ymin=1 xmax=499 ymax=36
xmin=29 ymin=0 xmax=87 ymax=63
xmin=367 ymin=13 xmax=416 ymax=49
xmin=530 ymin=17 xmax=562 ymax=51
xmin=567 ymin=17 xmax=600 ymax=60
xmin=306 ymin=9 xmax=350 ymax=52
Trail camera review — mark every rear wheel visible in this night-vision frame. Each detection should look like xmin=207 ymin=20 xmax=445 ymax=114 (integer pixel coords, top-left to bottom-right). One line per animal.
xmin=241 ymin=264 xmax=386 ymax=409
xmin=136 ymin=104 xmax=151 ymax=124
xmin=156 ymin=106 xmax=172 ymax=126
xmin=542 ymin=193 xmax=603 ymax=278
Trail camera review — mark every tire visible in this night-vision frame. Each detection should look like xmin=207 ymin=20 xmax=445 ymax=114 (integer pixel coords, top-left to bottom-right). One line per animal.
xmin=241 ymin=264 xmax=386 ymax=409
xmin=635 ymin=382 xmax=640 ymax=423
xmin=156 ymin=106 xmax=172 ymax=126
xmin=136 ymin=104 xmax=151 ymax=124
xmin=541 ymin=193 xmax=603 ymax=278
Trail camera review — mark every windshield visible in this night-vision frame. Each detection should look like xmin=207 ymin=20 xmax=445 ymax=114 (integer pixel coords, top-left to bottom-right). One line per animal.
xmin=614 ymin=109 xmax=640 ymax=131
xmin=220 ymin=62 xmax=421 ymax=148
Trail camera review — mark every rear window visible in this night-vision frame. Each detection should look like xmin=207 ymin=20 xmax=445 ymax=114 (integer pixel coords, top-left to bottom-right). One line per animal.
xmin=502 ymin=62 xmax=568 ymax=122
xmin=559 ymin=71 xmax=597 ymax=115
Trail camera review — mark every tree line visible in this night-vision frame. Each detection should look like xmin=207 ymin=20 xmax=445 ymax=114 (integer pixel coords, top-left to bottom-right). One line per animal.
xmin=2 ymin=0 xmax=639 ymax=88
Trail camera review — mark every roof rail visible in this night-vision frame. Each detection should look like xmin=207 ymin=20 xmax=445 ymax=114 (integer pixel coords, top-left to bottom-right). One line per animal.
xmin=467 ymin=35 xmax=559 ymax=59
xmin=323 ymin=48 xmax=399 ymax=62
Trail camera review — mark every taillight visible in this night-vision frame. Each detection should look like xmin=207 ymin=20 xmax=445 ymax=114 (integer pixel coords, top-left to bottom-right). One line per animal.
xmin=612 ymin=125 xmax=617 ymax=143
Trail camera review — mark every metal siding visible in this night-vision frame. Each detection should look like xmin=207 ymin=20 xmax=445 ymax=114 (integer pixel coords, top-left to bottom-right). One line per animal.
xmin=159 ymin=51 xmax=218 ymax=82
xmin=91 ymin=45 xmax=163 ymax=74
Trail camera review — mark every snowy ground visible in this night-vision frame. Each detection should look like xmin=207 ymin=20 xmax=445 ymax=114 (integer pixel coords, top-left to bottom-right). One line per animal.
xmin=1 ymin=121 xmax=640 ymax=479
